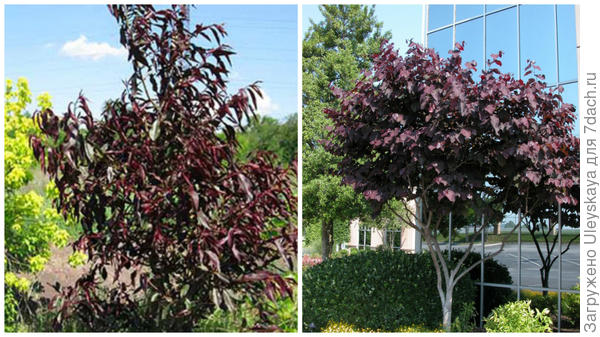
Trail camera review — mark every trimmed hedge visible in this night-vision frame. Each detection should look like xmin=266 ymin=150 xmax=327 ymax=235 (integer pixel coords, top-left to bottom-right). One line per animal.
xmin=302 ymin=250 xmax=475 ymax=331
xmin=445 ymin=250 xmax=516 ymax=321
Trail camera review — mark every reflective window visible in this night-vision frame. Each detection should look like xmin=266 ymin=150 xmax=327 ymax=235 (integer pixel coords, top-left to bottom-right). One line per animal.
xmin=520 ymin=5 xmax=557 ymax=84
xmin=428 ymin=5 xmax=453 ymax=31
xmin=557 ymin=5 xmax=578 ymax=82
xmin=359 ymin=227 xmax=371 ymax=250
xmin=456 ymin=17 xmax=483 ymax=76
xmin=386 ymin=229 xmax=403 ymax=251
xmin=561 ymin=82 xmax=579 ymax=137
xmin=486 ymin=7 xmax=518 ymax=76
xmin=427 ymin=27 xmax=452 ymax=56
xmin=492 ymin=213 xmax=520 ymax=285
xmin=486 ymin=4 xmax=512 ymax=13
xmin=456 ymin=5 xmax=483 ymax=22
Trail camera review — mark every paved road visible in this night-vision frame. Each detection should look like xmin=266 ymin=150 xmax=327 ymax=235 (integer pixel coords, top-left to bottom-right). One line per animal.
xmin=430 ymin=242 xmax=580 ymax=290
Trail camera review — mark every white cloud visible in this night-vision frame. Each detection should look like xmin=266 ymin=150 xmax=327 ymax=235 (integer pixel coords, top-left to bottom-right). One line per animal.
xmin=255 ymin=92 xmax=280 ymax=115
xmin=61 ymin=35 xmax=126 ymax=61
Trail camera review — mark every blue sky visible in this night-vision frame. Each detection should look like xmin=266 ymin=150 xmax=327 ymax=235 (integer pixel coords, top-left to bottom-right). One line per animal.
xmin=303 ymin=5 xmax=424 ymax=55
xmin=5 ymin=5 xmax=298 ymax=121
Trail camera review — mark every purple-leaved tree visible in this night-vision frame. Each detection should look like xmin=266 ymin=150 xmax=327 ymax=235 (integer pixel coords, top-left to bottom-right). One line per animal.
xmin=30 ymin=5 xmax=296 ymax=331
xmin=323 ymin=41 xmax=579 ymax=331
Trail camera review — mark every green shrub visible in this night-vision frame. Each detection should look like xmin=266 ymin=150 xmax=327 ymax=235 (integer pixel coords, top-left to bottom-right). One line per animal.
xmin=303 ymin=250 xmax=475 ymax=331
xmin=330 ymin=248 xmax=359 ymax=259
xmin=193 ymin=291 xmax=297 ymax=332
xmin=395 ymin=324 xmax=444 ymax=332
xmin=451 ymin=301 xmax=476 ymax=332
xmin=521 ymin=284 xmax=580 ymax=330
xmin=562 ymin=284 xmax=580 ymax=328
xmin=4 ymin=78 xmax=72 ymax=332
xmin=38 ymin=283 xmax=297 ymax=332
xmin=4 ymin=286 xmax=21 ymax=332
xmin=523 ymin=289 xmax=556 ymax=312
xmin=321 ymin=321 xmax=443 ymax=333
xmin=446 ymin=250 xmax=516 ymax=321
xmin=485 ymin=300 xmax=552 ymax=332
xmin=321 ymin=321 xmax=379 ymax=332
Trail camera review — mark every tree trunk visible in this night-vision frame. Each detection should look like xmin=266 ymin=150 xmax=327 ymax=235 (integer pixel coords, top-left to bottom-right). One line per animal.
xmin=442 ymin=291 xmax=453 ymax=332
xmin=541 ymin=266 xmax=550 ymax=296
xmin=494 ymin=221 xmax=502 ymax=235
xmin=321 ymin=220 xmax=333 ymax=259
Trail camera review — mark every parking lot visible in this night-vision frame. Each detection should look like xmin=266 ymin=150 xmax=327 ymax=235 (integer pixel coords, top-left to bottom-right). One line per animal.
xmin=433 ymin=242 xmax=580 ymax=290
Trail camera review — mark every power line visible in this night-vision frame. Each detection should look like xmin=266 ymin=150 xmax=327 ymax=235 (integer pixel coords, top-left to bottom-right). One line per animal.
xmin=27 ymin=80 xmax=297 ymax=96
xmin=6 ymin=55 xmax=296 ymax=77
xmin=5 ymin=42 xmax=296 ymax=66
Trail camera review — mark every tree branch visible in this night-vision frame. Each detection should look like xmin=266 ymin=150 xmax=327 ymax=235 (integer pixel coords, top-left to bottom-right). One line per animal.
xmin=549 ymin=233 xmax=580 ymax=268
xmin=528 ymin=220 xmax=546 ymax=270
xmin=422 ymin=228 xmax=447 ymax=304
xmin=455 ymin=212 xmax=522 ymax=283
xmin=450 ymin=217 xmax=487 ymax=280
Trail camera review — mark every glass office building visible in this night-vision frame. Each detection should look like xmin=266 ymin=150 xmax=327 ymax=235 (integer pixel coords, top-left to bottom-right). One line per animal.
xmin=424 ymin=5 xmax=580 ymax=331
xmin=425 ymin=4 xmax=579 ymax=135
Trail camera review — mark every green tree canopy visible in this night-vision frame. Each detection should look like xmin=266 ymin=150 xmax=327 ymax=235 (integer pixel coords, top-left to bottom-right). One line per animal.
xmin=302 ymin=5 xmax=392 ymax=258
xmin=4 ymin=78 xmax=71 ymax=331
xmin=236 ymin=114 xmax=297 ymax=166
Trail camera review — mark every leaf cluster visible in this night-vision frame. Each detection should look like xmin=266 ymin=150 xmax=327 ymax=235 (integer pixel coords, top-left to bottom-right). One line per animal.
xmin=484 ymin=300 xmax=553 ymax=332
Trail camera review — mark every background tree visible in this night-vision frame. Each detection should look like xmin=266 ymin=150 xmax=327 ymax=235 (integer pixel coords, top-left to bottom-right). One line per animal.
xmin=31 ymin=5 xmax=296 ymax=331
xmin=302 ymin=5 xmax=391 ymax=258
xmin=527 ymin=200 xmax=579 ymax=296
xmin=324 ymin=41 xmax=578 ymax=331
xmin=236 ymin=114 xmax=297 ymax=167
xmin=505 ymin=147 xmax=580 ymax=295
xmin=4 ymin=78 xmax=71 ymax=331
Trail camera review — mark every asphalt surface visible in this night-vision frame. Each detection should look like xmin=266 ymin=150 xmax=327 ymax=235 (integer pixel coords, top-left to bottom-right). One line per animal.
xmin=431 ymin=242 xmax=580 ymax=290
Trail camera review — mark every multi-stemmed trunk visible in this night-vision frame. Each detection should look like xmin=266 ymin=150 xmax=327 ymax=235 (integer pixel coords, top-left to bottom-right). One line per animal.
xmin=392 ymin=202 xmax=523 ymax=332
xmin=421 ymin=230 xmax=464 ymax=332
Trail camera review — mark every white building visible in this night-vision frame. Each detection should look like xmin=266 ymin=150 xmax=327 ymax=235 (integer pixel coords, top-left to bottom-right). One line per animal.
xmin=344 ymin=200 xmax=422 ymax=253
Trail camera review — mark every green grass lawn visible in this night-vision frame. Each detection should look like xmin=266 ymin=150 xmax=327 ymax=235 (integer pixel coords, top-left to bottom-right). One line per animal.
xmin=436 ymin=232 xmax=580 ymax=244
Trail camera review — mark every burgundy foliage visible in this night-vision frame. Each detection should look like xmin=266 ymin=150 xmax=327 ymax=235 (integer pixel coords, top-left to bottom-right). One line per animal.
xmin=30 ymin=5 xmax=296 ymax=331
xmin=324 ymin=41 xmax=579 ymax=218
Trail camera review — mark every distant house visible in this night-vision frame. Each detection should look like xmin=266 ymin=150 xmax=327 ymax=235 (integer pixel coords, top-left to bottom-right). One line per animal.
xmin=343 ymin=200 xmax=422 ymax=253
